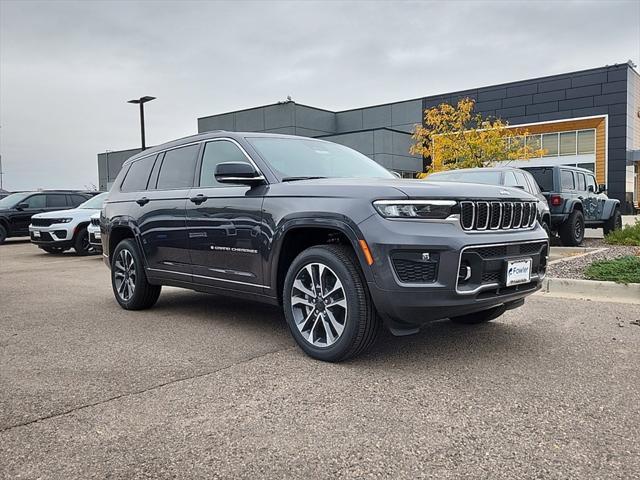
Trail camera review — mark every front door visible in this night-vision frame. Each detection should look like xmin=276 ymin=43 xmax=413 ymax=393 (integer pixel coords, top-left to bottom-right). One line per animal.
xmin=579 ymin=172 xmax=601 ymax=222
xmin=12 ymin=193 xmax=47 ymax=234
xmin=186 ymin=139 xmax=266 ymax=295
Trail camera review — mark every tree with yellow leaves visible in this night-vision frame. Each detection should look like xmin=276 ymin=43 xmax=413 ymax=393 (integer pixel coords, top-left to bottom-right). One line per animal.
xmin=410 ymin=98 xmax=544 ymax=177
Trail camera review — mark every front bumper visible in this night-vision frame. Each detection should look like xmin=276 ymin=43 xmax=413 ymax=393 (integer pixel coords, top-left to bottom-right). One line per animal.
xmin=358 ymin=214 xmax=549 ymax=332
xmin=87 ymin=225 xmax=102 ymax=247
xmin=29 ymin=225 xmax=74 ymax=248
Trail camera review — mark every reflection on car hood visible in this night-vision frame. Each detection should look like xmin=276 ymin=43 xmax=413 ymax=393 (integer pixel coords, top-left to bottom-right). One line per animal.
xmin=31 ymin=207 xmax=101 ymax=220
xmin=268 ymin=177 xmax=537 ymax=201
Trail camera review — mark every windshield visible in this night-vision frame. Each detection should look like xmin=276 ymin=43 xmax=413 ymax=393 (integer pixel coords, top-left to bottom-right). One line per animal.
xmin=247 ymin=137 xmax=395 ymax=180
xmin=0 ymin=192 xmax=30 ymax=209
xmin=524 ymin=167 xmax=554 ymax=192
xmin=78 ymin=192 xmax=107 ymax=209
xmin=428 ymin=170 xmax=502 ymax=185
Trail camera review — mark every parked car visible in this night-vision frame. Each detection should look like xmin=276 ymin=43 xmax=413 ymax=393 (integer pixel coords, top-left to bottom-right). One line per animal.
xmin=521 ymin=165 xmax=621 ymax=246
xmin=29 ymin=192 xmax=107 ymax=254
xmin=87 ymin=212 xmax=102 ymax=252
xmin=102 ymin=131 xmax=548 ymax=362
xmin=0 ymin=190 xmax=95 ymax=244
xmin=426 ymin=167 xmax=551 ymax=235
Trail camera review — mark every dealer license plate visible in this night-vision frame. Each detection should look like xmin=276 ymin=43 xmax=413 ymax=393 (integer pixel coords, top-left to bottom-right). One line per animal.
xmin=506 ymin=258 xmax=531 ymax=286
xmin=33 ymin=231 xmax=40 ymax=238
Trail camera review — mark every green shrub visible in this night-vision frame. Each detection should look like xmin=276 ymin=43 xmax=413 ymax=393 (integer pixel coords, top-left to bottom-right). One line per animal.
xmin=584 ymin=256 xmax=640 ymax=284
xmin=604 ymin=220 xmax=640 ymax=246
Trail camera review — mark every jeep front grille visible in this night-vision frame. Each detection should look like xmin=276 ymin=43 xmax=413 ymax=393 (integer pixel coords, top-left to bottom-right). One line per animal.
xmin=460 ymin=201 xmax=537 ymax=231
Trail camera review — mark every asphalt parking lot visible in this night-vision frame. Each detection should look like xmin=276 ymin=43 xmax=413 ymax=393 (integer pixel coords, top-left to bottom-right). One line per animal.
xmin=1 ymin=240 xmax=639 ymax=479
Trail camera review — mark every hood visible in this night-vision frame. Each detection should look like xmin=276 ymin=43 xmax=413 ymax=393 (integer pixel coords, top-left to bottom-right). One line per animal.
xmin=267 ymin=177 xmax=537 ymax=201
xmin=31 ymin=207 xmax=100 ymax=220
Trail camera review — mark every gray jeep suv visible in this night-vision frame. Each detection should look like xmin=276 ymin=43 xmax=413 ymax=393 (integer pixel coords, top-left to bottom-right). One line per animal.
xmin=522 ymin=166 xmax=621 ymax=246
xmin=102 ymin=132 xmax=548 ymax=361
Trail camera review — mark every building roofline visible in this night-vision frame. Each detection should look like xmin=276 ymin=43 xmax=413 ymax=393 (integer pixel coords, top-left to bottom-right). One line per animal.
xmin=197 ymin=101 xmax=335 ymax=122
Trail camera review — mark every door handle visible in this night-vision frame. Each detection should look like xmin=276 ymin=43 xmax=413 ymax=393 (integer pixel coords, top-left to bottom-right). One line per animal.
xmin=190 ymin=194 xmax=208 ymax=205
xmin=136 ymin=197 xmax=150 ymax=206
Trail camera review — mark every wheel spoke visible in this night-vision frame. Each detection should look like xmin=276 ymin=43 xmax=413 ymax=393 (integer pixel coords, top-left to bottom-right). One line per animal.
xmin=321 ymin=314 xmax=336 ymax=344
xmin=326 ymin=298 xmax=347 ymax=310
xmin=293 ymin=279 xmax=315 ymax=298
xmin=291 ymin=296 xmax=314 ymax=308
xmin=325 ymin=309 xmax=345 ymax=337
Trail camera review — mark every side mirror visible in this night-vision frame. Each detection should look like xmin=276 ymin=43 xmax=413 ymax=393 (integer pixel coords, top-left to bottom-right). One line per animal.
xmin=214 ymin=162 xmax=264 ymax=185
xmin=598 ymin=184 xmax=606 ymax=194
xmin=16 ymin=202 xmax=29 ymax=210
xmin=588 ymin=185 xmax=595 ymax=193
xmin=389 ymin=170 xmax=402 ymax=179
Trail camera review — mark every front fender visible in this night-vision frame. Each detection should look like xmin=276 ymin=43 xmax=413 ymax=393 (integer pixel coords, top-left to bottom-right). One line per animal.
xmin=602 ymin=199 xmax=620 ymax=219
xmin=266 ymin=215 xmax=373 ymax=293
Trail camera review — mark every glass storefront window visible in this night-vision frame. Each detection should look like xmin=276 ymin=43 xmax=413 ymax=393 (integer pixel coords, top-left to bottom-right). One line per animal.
xmin=559 ymin=131 xmax=577 ymax=156
xmin=542 ymin=133 xmax=559 ymax=157
xmin=577 ymin=130 xmax=595 ymax=154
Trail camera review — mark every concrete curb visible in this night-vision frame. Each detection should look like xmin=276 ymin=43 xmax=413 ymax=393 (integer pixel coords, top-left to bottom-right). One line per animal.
xmin=539 ymin=277 xmax=640 ymax=305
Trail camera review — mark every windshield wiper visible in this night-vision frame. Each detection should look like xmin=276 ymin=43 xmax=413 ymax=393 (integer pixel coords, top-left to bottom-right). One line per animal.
xmin=281 ymin=176 xmax=327 ymax=182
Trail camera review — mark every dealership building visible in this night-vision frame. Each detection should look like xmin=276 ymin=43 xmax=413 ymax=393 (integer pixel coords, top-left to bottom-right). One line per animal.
xmin=98 ymin=62 xmax=640 ymax=212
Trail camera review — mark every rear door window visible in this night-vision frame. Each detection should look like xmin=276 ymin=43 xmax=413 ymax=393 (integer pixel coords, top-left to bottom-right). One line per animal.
xmin=121 ymin=156 xmax=156 ymax=192
xmin=46 ymin=194 xmax=68 ymax=208
xmin=561 ymin=170 xmax=575 ymax=191
xmin=156 ymin=145 xmax=200 ymax=190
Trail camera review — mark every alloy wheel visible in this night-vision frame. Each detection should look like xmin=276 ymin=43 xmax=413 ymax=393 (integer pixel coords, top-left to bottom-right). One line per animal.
xmin=290 ymin=262 xmax=347 ymax=347
xmin=114 ymin=249 xmax=136 ymax=301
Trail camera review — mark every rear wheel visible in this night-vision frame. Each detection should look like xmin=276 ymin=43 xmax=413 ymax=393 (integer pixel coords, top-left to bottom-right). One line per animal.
xmin=111 ymin=238 xmax=161 ymax=310
xmin=283 ymin=245 xmax=379 ymax=362
xmin=0 ymin=225 xmax=7 ymax=245
xmin=450 ymin=304 xmax=507 ymax=325
xmin=559 ymin=209 xmax=584 ymax=246
xmin=603 ymin=207 xmax=622 ymax=235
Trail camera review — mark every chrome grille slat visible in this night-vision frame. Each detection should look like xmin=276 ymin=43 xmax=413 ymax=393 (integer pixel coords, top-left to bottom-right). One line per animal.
xmin=459 ymin=200 xmax=537 ymax=232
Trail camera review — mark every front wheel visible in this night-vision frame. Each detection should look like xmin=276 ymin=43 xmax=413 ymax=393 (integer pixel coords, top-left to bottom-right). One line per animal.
xmin=111 ymin=238 xmax=161 ymax=310
xmin=74 ymin=227 xmax=95 ymax=255
xmin=450 ymin=304 xmax=507 ymax=325
xmin=603 ymin=207 xmax=622 ymax=235
xmin=0 ymin=224 xmax=7 ymax=245
xmin=283 ymin=245 xmax=379 ymax=362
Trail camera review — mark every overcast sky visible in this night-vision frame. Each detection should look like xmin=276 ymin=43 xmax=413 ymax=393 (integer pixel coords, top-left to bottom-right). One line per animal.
xmin=1 ymin=0 xmax=639 ymax=191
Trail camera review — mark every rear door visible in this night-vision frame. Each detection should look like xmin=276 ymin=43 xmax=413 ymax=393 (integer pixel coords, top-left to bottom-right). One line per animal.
xmin=186 ymin=139 xmax=265 ymax=294
xmin=135 ymin=144 xmax=200 ymax=281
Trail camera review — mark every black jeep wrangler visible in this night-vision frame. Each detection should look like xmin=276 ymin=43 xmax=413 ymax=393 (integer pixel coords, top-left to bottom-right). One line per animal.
xmin=522 ymin=166 xmax=622 ymax=246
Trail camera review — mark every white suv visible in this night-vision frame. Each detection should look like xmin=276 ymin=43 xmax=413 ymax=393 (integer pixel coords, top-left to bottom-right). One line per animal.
xmin=29 ymin=192 xmax=107 ymax=255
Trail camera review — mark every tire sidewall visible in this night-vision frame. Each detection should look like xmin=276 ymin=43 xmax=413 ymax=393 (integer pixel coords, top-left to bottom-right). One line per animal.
xmin=111 ymin=238 xmax=145 ymax=309
xmin=572 ymin=210 xmax=584 ymax=244
xmin=283 ymin=247 xmax=365 ymax=361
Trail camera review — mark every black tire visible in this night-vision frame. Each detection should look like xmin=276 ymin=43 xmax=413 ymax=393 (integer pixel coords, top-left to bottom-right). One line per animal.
xmin=450 ymin=304 xmax=507 ymax=325
xmin=559 ymin=209 xmax=585 ymax=246
xmin=603 ymin=207 xmax=622 ymax=235
xmin=0 ymin=224 xmax=6 ymax=245
xmin=41 ymin=246 xmax=65 ymax=254
xmin=283 ymin=244 xmax=379 ymax=362
xmin=111 ymin=238 xmax=161 ymax=310
xmin=73 ymin=227 xmax=94 ymax=255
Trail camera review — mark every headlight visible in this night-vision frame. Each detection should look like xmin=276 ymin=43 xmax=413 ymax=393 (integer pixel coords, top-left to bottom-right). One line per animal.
xmin=373 ymin=200 xmax=457 ymax=219
xmin=55 ymin=218 xmax=73 ymax=224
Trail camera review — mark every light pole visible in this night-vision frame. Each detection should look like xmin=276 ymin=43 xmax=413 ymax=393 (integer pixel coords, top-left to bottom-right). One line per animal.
xmin=127 ymin=96 xmax=155 ymax=150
